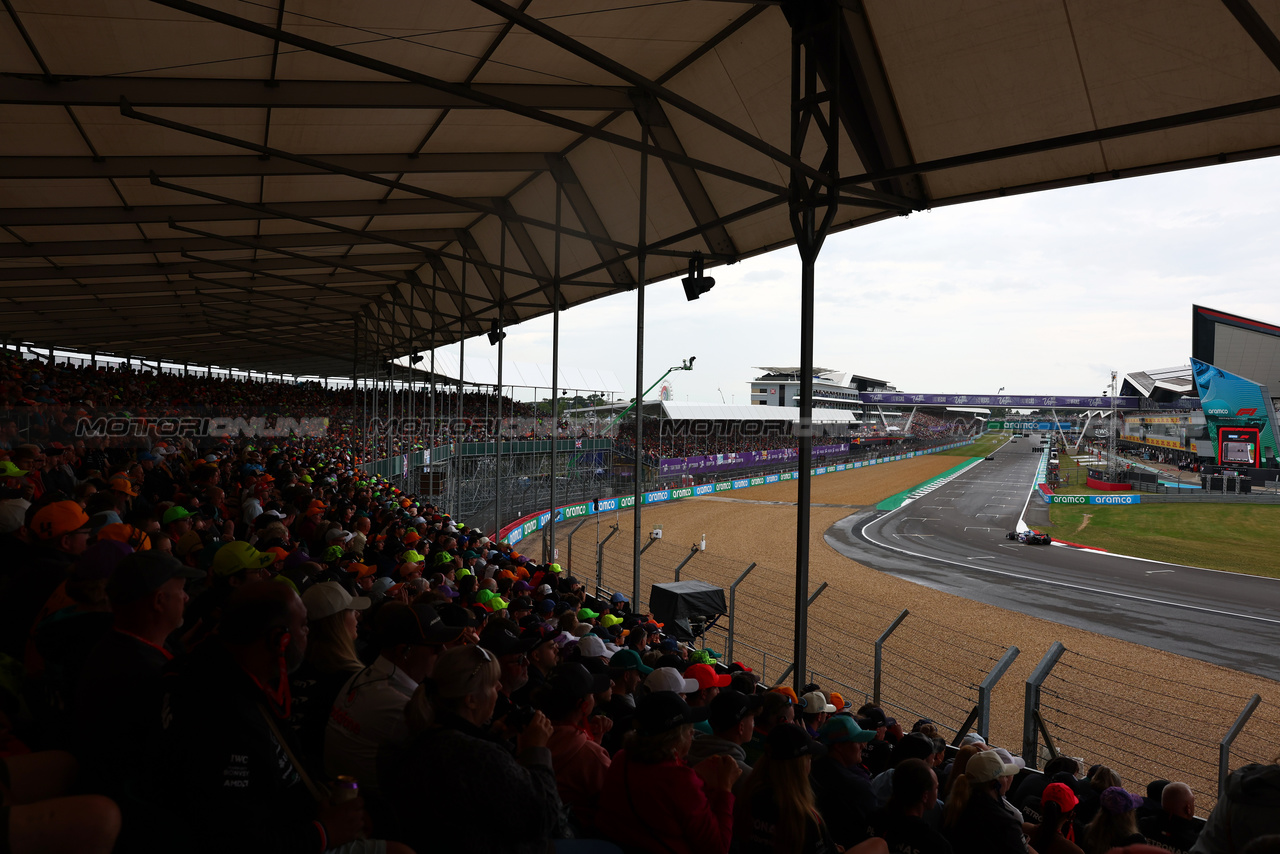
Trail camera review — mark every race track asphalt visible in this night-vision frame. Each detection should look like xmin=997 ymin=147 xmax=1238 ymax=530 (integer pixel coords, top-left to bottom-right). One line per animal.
xmin=826 ymin=438 xmax=1280 ymax=681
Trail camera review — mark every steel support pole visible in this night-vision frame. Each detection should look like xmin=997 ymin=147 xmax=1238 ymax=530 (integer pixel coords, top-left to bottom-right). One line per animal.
xmin=1022 ymin=641 xmax=1066 ymax=769
xmin=456 ymin=333 xmax=464 ymax=518
xmin=873 ymin=609 xmax=909 ymax=707
xmin=596 ymin=524 xmax=620 ymax=595
xmin=545 ymin=185 xmax=560 ymax=560
xmin=977 ymin=645 xmax=1021 ymax=740
xmin=632 ymin=126 xmax=648 ymax=606
xmin=725 ymin=561 xmax=758 ymax=665
xmin=1219 ymin=694 xmax=1261 ymax=797
xmin=566 ymin=516 xmax=589 ymax=575
xmin=495 ymin=223 xmax=506 ymax=539
xmin=672 ymin=544 xmax=700 ymax=582
xmin=784 ymin=0 xmax=839 ymax=695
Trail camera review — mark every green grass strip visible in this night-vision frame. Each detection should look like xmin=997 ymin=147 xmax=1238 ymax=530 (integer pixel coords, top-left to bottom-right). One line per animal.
xmin=876 ymin=458 xmax=985 ymax=511
xmin=1046 ymin=503 xmax=1280 ymax=578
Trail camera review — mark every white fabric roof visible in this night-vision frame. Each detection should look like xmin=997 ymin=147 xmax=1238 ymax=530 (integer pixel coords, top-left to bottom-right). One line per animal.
xmin=659 ymin=402 xmax=859 ymax=424
xmin=5 ymin=2 xmax=1280 ymax=376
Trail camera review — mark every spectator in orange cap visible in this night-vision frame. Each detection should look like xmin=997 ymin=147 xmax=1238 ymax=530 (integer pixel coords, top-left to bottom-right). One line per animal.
xmin=0 ymin=500 xmax=92 ymax=659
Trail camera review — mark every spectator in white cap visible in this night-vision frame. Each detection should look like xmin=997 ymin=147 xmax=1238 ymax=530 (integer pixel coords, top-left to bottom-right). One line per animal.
xmin=289 ymin=581 xmax=370 ymax=760
xmin=645 ymin=666 xmax=699 ymax=697
xmin=942 ymin=748 xmax=1026 ymax=854
xmin=800 ymin=690 xmax=836 ymax=737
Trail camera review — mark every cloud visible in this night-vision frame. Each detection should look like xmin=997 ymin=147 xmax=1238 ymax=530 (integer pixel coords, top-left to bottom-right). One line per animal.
xmin=431 ymin=156 xmax=1280 ymax=403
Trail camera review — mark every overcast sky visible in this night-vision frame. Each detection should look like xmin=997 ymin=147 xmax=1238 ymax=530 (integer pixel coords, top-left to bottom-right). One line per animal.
xmin=431 ymin=156 xmax=1280 ymax=405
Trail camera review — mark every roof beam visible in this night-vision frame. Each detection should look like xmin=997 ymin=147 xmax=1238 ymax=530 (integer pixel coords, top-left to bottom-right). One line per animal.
xmin=0 ymin=227 xmax=459 ymax=261
xmin=0 ymin=197 xmax=476 ymax=227
xmin=547 ymin=156 xmax=634 ymax=286
xmin=153 ymin=178 xmax=564 ymax=285
xmin=0 ymin=74 xmax=632 ymax=110
xmin=825 ymin=4 xmax=925 ymax=201
xmin=144 ymin=0 xmax=790 ymax=199
xmin=0 ymin=277 xmax=390 ymax=300
xmin=0 ymin=152 xmax=549 ymax=180
xmin=1220 ymin=0 xmax=1280 ymax=75
xmin=492 ymin=197 xmax=551 ymax=282
xmin=630 ymin=92 xmax=737 ymax=258
xmin=0 ymin=251 xmax=426 ymax=282
xmin=838 ymin=91 xmax=1280 ymax=187
xmin=126 ymin=103 xmax=663 ymax=254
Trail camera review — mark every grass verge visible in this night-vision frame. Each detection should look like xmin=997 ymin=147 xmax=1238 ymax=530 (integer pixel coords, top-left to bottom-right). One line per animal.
xmin=934 ymin=432 xmax=1005 ymax=457
xmin=1046 ymin=503 xmax=1280 ymax=578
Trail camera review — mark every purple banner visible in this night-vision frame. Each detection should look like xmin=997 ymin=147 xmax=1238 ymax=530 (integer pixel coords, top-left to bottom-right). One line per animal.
xmin=659 ymin=444 xmax=849 ymax=477
xmin=857 ymin=393 xmax=1199 ymax=410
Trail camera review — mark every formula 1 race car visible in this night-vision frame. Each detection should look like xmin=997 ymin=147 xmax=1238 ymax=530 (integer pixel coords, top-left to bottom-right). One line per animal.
xmin=1006 ymin=530 xmax=1053 ymax=545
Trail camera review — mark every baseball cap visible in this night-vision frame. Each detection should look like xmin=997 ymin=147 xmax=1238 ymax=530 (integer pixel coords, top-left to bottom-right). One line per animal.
xmin=108 ymin=476 xmax=139 ymax=497
xmin=686 ymin=663 xmax=731 ymax=691
xmin=609 ymin=648 xmax=653 ymax=675
xmin=1099 ymin=787 xmax=1145 ymax=815
xmin=376 ymin=602 xmax=464 ymax=646
xmin=708 ymin=689 xmax=764 ymax=732
xmin=1042 ymin=782 xmax=1080 ymax=813
xmin=302 ymin=581 xmax=371 ymax=621
xmin=600 ymin=614 xmax=624 ymax=628
xmin=544 ymin=661 xmax=611 ymax=699
xmin=97 ymin=523 xmax=151 ymax=551
xmin=211 ymin=541 xmax=275 ymax=577
xmin=479 ymin=624 xmax=534 ymax=657
xmin=577 ymin=607 xmax=600 ymax=620
xmin=611 ymin=591 xmax=629 ymax=603
xmin=162 ymin=506 xmax=194 ymax=525
xmin=646 ymin=667 xmax=699 ymax=694
xmin=894 ymin=732 xmax=937 ymax=763
xmin=0 ymin=461 xmax=28 ymax=477
xmin=70 ymin=540 xmax=133 ymax=582
xmin=402 ymin=549 xmax=426 ymax=564
xmin=992 ymin=747 xmax=1027 ymax=772
xmin=828 ymin=692 xmax=852 ymax=713
xmin=577 ymin=635 xmax=614 ymax=660
xmin=818 ymin=715 xmax=877 ymax=744
xmin=966 ymin=749 xmax=1021 ymax=783
xmin=767 ymin=722 xmax=827 ymax=760
xmin=859 ymin=707 xmax=890 ymax=728
xmin=31 ymin=500 xmax=91 ymax=540
xmin=174 ymin=530 xmax=204 ymax=558
xmin=106 ymin=550 xmax=205 ymax=607
xmin=801 ymin=691 xmax=836 ymax=714
xmin=634 ymin=690 xmax=708 ymax=735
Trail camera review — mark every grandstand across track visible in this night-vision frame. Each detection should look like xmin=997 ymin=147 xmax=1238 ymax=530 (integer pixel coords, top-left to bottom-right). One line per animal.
xmin=828 ymin=437 xmax=1280 ymax=682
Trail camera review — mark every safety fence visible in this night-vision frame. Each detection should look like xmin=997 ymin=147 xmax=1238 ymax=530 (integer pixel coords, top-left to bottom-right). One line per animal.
xmin=548 ymin=499 xmax=1279 ymax=816
xmin=1024 ymin=644 xmax=1280 ymax=813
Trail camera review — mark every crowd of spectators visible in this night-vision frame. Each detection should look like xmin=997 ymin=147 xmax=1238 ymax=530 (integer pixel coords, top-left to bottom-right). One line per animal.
xmin=5 ymin=348 xmax=1273 ymax=853
xmin=3 ymin=419 xmax=1272 ymax=853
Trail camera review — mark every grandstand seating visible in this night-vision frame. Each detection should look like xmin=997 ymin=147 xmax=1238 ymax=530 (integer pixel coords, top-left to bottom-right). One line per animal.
xmin=0 ymin=345 xmax=1256 ymax=853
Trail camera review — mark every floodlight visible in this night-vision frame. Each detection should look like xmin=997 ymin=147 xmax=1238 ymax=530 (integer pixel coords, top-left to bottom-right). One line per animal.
xmin=488 ymin=318 xmax=507 ymax=346
xmin=681 ymin=253 xmax=715 ymax=301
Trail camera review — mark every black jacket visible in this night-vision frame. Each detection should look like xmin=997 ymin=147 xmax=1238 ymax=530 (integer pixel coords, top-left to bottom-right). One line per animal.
xmin=157 ymin=642 xmax=326 ymax=854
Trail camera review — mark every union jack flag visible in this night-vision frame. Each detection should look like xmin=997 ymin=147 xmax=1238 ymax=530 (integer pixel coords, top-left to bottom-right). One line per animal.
xmin=575 ymin=439 xmax=583 ymax=448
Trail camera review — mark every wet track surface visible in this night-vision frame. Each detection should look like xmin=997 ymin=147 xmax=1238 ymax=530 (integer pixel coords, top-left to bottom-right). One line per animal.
xmin=825 ymin=439 xmax=1280 ymax=681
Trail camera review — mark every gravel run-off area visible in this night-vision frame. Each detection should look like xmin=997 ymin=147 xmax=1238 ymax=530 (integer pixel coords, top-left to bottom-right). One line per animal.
xmin=565 ymin=454 xmax=1280 ymax=814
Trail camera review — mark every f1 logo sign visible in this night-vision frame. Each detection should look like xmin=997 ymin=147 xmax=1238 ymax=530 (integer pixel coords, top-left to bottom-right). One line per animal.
xmin=1237 ymin=408 xmax=1257 ymax=415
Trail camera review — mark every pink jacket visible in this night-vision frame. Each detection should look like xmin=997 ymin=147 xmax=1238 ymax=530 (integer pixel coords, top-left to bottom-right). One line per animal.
xmin=546 ymin=725 xmax=611 ymax=828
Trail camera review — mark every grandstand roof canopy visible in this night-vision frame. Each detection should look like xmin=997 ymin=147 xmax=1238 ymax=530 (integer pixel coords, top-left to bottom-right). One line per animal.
xmin=5 ymin=1 xmax=1280 ymax=378
xmin=653 ymin=401 xmax=860 ymax=424
xmin=396 ymin=352 xmax=624 ymax=394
